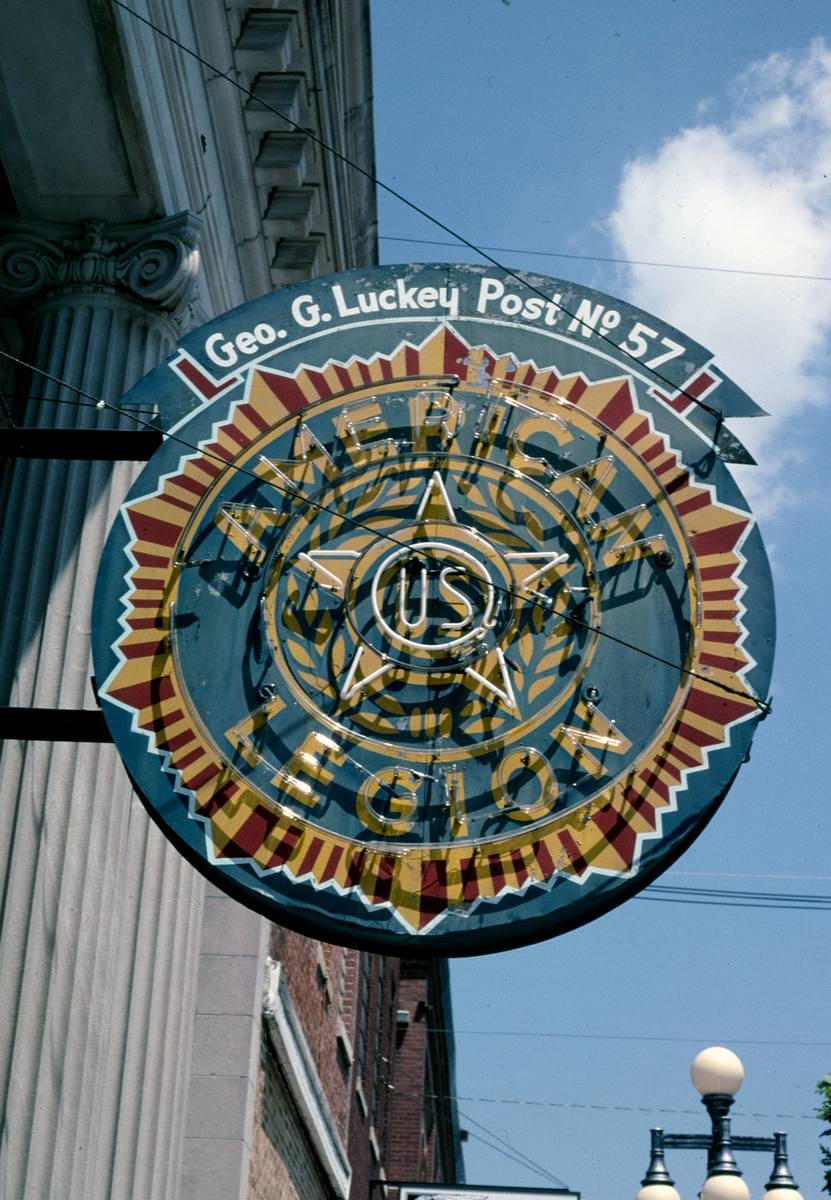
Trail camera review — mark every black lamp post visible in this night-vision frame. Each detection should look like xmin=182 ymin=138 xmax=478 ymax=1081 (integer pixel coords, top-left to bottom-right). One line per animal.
xmin=635 ymin=1047 xmax=803 ymax=1200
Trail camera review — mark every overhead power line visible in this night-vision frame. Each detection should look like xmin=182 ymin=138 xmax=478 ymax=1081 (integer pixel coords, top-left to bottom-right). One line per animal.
xmin=382 ymin=1068 xmax=569 ymax=1186
xmin=639 ymin=895 xmax=830 ymax=911
xmin=456 ymin=1107 xmax=568 ymax=1187
xmin=88 ymin=5 xmax=778 ymax=714
xmin=394 ymin=1084 xmax=819 ymax=1125
xmin=380 ymin=234 xmax=831 ymax=285
xmin=431 ymin=1029 xmax=831 ymax=1049
xmin=638 ymin=883 xmax=831 ymax=911
xmin=110 ymin=0 xmax=731 ymax=422
xmin=0 ymin=348 xmax=766 ymax=714
xmin=667 ymin=871 xmax=831 ymax=881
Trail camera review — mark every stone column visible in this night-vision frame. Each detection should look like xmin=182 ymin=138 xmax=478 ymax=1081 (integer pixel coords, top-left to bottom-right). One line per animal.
xmin=0 ymin=214 xmax=208 ymax=1200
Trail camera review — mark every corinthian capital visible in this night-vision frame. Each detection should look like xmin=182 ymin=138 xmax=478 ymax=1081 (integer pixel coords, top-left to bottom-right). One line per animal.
xmin=0 ymin=212 xmax=202 ymax=315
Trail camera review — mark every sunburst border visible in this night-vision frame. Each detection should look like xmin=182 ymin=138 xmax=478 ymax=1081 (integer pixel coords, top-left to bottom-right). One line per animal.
xmin=101 ymin=324 xmax=760 ymax=934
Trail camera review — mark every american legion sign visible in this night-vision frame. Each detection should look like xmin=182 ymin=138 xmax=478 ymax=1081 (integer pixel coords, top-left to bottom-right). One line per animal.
xmin=92 ymin=264 xmax=775 ymax=955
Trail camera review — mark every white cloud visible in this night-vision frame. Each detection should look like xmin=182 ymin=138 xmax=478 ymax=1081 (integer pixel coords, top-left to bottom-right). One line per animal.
xmin=607 ymin=39 xmax=831 ymax=514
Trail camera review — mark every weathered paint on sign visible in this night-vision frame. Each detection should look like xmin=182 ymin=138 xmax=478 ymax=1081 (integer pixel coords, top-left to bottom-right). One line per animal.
xmin=93 ymin=265 xmax=774 ymax=955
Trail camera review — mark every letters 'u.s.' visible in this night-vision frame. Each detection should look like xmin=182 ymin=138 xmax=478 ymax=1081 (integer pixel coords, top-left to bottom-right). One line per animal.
xmin=93 ymin=265 xmax=774 ymax=955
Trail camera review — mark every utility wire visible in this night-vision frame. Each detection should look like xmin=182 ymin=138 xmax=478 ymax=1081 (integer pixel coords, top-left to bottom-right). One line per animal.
xmin=641 ymin=883 xmax=831 ymax=909
xmin=0 ymin=347 xmax=767 ymax=713
xmin=382 ymin=1063 xmax=568 ymax=1187
xmin=12 ymin=13 xmax=818 ymax=1158
xmin=449 ymin=1121 xmax=555 ymax=1183
xmin=458 ymin=1108 xmax=569 ymax=1185
xmin=667 ymin=871 xmax=831 ymax=881
xmin=389 ymin=1032 xmax=823 ymax=1151
xmin=394 ymin=1085 xmax=819 ymax=1124
xmin=97 ymin=8 xmax=773 ymax=707
xmin=566 ymin=611 xmax=768 ymax=713
xmin=111 ymin=0 xmax=726 ymax=423
xmin=453 ymin=1104 xmax=571 ymax=1190
xmin=382 ymin=1067 xmax=566 ymax=1185
xmin=419 ymin=1029 xmax=831 ymax=1049
xmin=646 ymin=883 xmax=831 ymax=900
xmin=639 ymin=894 xmax=831 ymax=911
xmin=381 ymin=234 xmax=831 ymax=285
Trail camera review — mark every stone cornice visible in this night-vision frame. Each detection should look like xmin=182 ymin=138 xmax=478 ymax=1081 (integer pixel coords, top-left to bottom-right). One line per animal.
xmin=0 ymin=212 xmax=202 ymax=316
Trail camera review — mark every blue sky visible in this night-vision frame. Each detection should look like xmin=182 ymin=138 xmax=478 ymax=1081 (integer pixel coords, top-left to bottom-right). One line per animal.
xmin=372 ymin=4 xmax=831 ymax=1198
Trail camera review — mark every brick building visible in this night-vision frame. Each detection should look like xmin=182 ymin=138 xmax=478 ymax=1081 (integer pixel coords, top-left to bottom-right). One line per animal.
xmin=253 ymin=933 xmax=463 ymax=1200
xmin=183 ymin=899 xmax=464 ymax=1200
xmin=386 ymin=961 xmax=463 ymax=1188
xmin=0 ymin=3 xmax=464 ymax=1198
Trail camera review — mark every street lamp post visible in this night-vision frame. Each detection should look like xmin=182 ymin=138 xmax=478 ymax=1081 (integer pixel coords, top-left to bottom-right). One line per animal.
xmin=636 ymin=1048 xmax=803 ymax=1200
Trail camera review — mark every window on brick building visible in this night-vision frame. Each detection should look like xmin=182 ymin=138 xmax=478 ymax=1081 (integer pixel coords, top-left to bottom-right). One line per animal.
xmin=370 ymin=956 xmax=386 ymax=1121
xmin=424 ymin=1043 xmax=436 ymax=1142
xmin=356 ymin=952 xmax=371 ymax=1087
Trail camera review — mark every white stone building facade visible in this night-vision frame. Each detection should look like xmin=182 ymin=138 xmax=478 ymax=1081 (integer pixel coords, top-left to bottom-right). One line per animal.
xmin=0 ymin=4 xmax=377 ymax=1197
